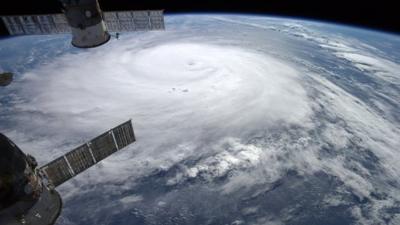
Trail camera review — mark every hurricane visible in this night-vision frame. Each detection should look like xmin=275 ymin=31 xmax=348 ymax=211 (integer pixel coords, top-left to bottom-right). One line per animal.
xmin=1 ymin=14 xmax=399 ymax=225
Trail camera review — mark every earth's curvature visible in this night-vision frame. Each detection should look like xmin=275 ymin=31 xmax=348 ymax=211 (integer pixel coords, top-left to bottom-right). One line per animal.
xmin=1 ymin=14 xmax=400 ymax=225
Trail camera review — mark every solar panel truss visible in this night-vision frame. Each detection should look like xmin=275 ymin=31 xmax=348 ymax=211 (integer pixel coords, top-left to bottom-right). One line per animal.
xmin=103 ymin=10 xmax=165 ymax=32
xmin=41 ymin=120 xmax=135 ymax=187
xmin=1 ymin=14 xmax=70 ymax=35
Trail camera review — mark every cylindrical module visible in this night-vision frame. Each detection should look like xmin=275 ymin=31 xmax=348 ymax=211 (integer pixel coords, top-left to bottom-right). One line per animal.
xmin=0 ymin=133 xmax=62 ymax=225
xmin=61 ymin=0 xmax=110 ymax=48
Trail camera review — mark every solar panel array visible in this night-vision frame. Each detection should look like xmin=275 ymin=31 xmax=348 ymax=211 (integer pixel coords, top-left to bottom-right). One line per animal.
xmin=103 ymin=10 xmax=165 ymax=32
xmin=1 ymin=10 xmax=164 ymax=36
xmin=1 ymin=14 xmax=70 ymax=35
xmin=41 ymin=120 xmax=135 ymax=187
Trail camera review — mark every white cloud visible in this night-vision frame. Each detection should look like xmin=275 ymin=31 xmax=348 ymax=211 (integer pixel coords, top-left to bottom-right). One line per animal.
xmin=119 ymin=195 xmax=143 ymax=204
xmin=321 ymin=122 xmax=351 ymax=149
xmin=333 ymin=52 xmax=400 ymax=84
xmin=276 ymin=21 xmax=400 ymax=85
xmin=167 ymin=138 xmax=263 ymax=186
xmin=3 ymin=41 xmax=313 ymax=184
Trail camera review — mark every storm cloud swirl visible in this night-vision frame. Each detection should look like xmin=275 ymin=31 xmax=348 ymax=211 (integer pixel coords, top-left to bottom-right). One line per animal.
xmin=1 ymin=15 xmax=400 ymax=225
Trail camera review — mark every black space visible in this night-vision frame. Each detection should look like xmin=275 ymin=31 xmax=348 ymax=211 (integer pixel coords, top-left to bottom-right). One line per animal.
xmin=0 ymin=0 xmax=399 ymax=35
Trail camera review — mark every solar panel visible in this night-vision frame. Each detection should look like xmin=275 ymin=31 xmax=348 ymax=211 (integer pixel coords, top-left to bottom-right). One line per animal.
xmin=1 ymin=14 xmax=70 ymax=35
xmin=41 ymin=156 xmax=74 ymax=187
xmin=65 ymin=144 xmax=95 ymax=175
xmin=89 ymin=131 xmax=118 ymax=162
xmin=41 ymin=120 xmax=136 ymax=187
xmin=113 ymin=120 xmax=136 ymax=149
xmin=103 ymin=10 xmax=165 ymax=32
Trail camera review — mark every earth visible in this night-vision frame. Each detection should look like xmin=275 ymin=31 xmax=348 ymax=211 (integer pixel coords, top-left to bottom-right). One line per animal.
xmin=1 ymin=14 xmax=400 ymax=225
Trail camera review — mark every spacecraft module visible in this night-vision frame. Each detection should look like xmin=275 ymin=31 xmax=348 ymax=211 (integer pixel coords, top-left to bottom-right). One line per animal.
xmin=0 ymin=72 xmax=13 ymax=86
xmin=0 ymin=120 xmax=136 ymax=225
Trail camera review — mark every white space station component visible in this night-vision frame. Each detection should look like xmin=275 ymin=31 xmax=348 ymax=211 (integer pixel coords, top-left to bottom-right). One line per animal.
xmin=0 ymin=0 xmax=165 ymax=48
